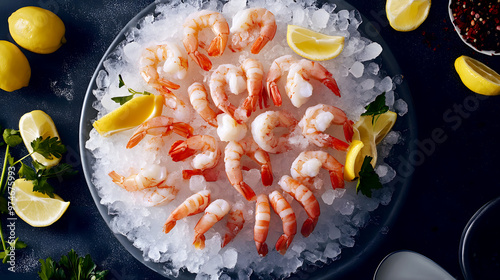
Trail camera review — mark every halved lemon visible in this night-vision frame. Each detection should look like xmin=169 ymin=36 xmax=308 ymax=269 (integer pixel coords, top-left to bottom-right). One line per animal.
xmin=455 ymin=55 xmax=500 ymax=96
xmin=344 ymin=140 xmax=364 ymax=181
xmin=386 ymin=0 xmax=431 ymax=32
xmin=286 ymin=25 xmax=345 ymax=61
xmin=11 ymin=179 xmax=70 ymax=227
xmin=93 ymin=94 xmax=164 ymax=136
xmin=19 ymin=110 xmax=61 ymax=168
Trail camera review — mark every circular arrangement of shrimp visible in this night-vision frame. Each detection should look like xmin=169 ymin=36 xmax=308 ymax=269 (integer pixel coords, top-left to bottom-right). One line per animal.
xmin=88 ymin=0 xmax=401 ymax=278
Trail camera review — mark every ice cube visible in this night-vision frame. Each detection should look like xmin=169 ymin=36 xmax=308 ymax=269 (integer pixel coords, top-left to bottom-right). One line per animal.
xmin=323 ymin=242 xmax=341 ymax=259
xmin=356 ymin=42 xmax=383 ymax=62
xmin=378 ymin=76 xmax=393 ymax=92
xmin=360 ymin=79 xmax=374 ymax=91
xmin=394 ymin=98 xmax=408 ymax=116
xmin=321 ymin=189 xmax=335 ymax=205
xmin=312 ymin=9 xmax=330 ymax=29
xmin=328 ymin=226 xmax=341 ymax=240
xmin=366 ymin=62 xmax=380 ymax=75
xmin=349 ymin=61 xmax=364 ymax=78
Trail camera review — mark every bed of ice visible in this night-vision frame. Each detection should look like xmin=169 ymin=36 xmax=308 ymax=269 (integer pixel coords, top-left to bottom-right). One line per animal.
xmin=85 ymin=0 xmax=408 ymax=279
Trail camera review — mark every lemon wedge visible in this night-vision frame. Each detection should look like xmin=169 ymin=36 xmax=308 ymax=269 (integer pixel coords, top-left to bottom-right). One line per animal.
xmin=455 ymin=55 xmax=500 ymax=96
xmin=93 ymin=94 xmax=164 ymax=136
xmin=353 ymin=119 xmax=377 ymax=169
xmin=19 ymin=110 xmax=61 ymax=168
xmin=386 ymin=0 xmax=431 ymax=32
xmin=11 ymin=179 xmax=70 ymax=227
xmin=286 ymin=25 xmax=345 ymax=61
xmin=344 ymin=140 xmax=364 ymax=181
xmin=371 ymin=111 xmax=398 ymax=144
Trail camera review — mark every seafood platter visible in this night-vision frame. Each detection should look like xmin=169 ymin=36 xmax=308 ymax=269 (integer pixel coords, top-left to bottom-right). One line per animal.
xmin=79 ymin=0 xmax=416 ymax=278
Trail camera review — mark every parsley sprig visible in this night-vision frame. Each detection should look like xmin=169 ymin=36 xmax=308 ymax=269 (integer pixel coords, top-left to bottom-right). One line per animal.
xmin=355 ymin=156 xmax=383 ymax=198
xmin=38 ymin=249 xmax=108 ymax=280
xmin=361 ymin=92 xmax=389 ymax=124
xmin=111 ymin=75 xmax=151 ymax=105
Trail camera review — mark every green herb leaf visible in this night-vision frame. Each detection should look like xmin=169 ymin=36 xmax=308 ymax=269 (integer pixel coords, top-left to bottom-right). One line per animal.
xmin=8 ymin=238 xmax=27 ymax=249
xmin=118 ymin=74 xmax=125 ymax=88
xmin=111 ymin=95 xmax=134 ymax=105
xmin=3 ymin=129 xmax=22 ymax=147
xmin=31 ymin=136 xmax=67 ymax=160
xmin=32 ymin=177 xmax=55 ymax=198
xmin=356 ymin=156 xmax=383 ymax=198
xmin=361 ymin=92 xmax=389 ymax=123
xmin=19 ymin=162 xmax=37 ymax=181
xmin=38 ymin=249 xmax=108 ymax=280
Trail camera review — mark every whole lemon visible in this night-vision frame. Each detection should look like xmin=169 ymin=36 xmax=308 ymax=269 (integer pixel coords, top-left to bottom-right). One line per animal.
xmin=8 ymin=6 xmax=66 ymax=54
xmin=0 ymin=40 xmax=31 ymax=92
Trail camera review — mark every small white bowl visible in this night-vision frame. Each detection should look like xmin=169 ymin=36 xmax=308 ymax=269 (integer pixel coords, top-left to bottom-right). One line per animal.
xmin=448 ymin=0 xmax=499 ymax=56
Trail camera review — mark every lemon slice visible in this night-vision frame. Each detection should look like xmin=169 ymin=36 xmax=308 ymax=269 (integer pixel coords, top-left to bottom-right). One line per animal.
xmin=11 ymin=179 xmax=70 ymax=227
xmin=19 ymin=110 xmax=61 ymax=168
xmin=344 ymin=140 xmax=364 ymax=181
xmin=353 ymin=120 xmax=377 ymax=170
xmin=93 ymin=94 xmax=164 ymax=136
xmin=386 ymin=0 xmax=431 ymax=32
xmin=372 ymin=111 xmax=398 ymax=144
xmin=286 ymin=25 xmax=345 ymax=61
xmin=454 ymin=55 xmax=500 ymax=96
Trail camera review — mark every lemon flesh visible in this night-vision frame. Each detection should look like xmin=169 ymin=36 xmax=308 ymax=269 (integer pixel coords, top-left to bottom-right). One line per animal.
xmin=455 ymin=55 xmax=500 ymax=96
xmin=372 ymin=111 xmax=398 ymax=144
xmin=344 ymin=140 xmax=364 ymax=181
xmin=0 ymin=40 xmax=31 ymax=92
xmin=93 ymin=94 xmax=164 ymax=136
xmin=287 ymin=25 xmax=345 ymax=61
xmin=11 ymin=179 xmax=70 ymax=227
xmin=386 ymin=0 xmax=431 ymax=32
xmin=8 ymin=6 xmax=66 ymax=54
xmin=19 ymin=110 xmax=61 ymax=168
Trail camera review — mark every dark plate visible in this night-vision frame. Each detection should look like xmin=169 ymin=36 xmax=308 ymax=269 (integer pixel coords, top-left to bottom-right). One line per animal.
xmin=460 ymin=196 xmax=500 ymax=280
xmin=79 ymin=0 xmax=417 ymax=278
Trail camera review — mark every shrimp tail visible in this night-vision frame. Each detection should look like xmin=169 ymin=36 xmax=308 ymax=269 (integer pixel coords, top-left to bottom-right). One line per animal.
xmin=222 ymin=233 xmax=234 ymax=248
xmin=193 ymin=234 xmax=206 ymax=249
xmin=236 ymin=182 xmax=256 ymax=201
xmin=251 ymin=35 xmax=271 ymax=54
xmin=268 ymin=81 xmax=282 ymax=106
xmin=275 ymin=234 xmax=294 ymax=255
xmin=169 ymin=140 xmax=197 ymax=161
xmin=261 ymin=165 xmax=273 ymax=186
xmin=126 ymin=131 xmax=147 ymax=149
xmin=207 ymin=34 xmax=227 ymax=57
xmin=159 ymin=78 xmax=181 ymax=90
xmin=256 ymin=242 xmax=268 ymax=257
xmin=172 ymin=122 xmax=194 ymax=138
xmin=163 ymin=220 xmax=176 ymax=234
xmin=322 ymin=75 xmax=341 ymax=97
xmin=189 ymin=51 xmax=212 ymax=71
xmin=301 ymin=217 xmax=318 ymax=237
xmin=343 ymin=120 xmax=354 ymax=143
xmin=330 ymin=170 xmax=345 ymax=189
xmin=325 ymin=136 xmax=350 ymax=151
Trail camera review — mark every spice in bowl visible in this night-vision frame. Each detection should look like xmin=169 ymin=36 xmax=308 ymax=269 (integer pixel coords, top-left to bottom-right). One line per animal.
xmin=450 ymin=0 xmax=500 ymax=54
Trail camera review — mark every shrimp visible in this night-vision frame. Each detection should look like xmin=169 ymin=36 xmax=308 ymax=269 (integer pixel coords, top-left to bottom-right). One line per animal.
xmin=141 ymin=186 xmax=179 ymax=207
xmin=269 ymin=191 xmax=296 ymax=255
xmin=237 ymin=58 xmax=264 ymax=120
xmin=229 ymin=8 xmax=277 ymax=54
xmin=188 ymin=82 xmax=219 ymax=127
xmin=222 ymin=202 xmax=245 ymax=247
xmin=164 ymin=190 xmax=211 ymax=234
xmin=291 ymin=151 xmax=344 ymax=189
xmin=193 ymin=199 xmax=230 ymax=249
xmin=183 ymin=10 xmax=229 ymax=71
xmin=224 ymin=138 xmax=273 ymax=201
xmin=266 ymin=55 xmax=298 ymax=107
xmin=298 ymin=104 xmax=354 ymax=151
xmin=126 ymin=116 xmax=193 ymax=149
xmin=278 ymin=175 xmax=320 ymax=237
xmin=140 ymin=43 xmax=188 ymax=91
xmin=209 ymin=64 xmax=246 ymax=121
xmin=108 ymin=165 xmax=170 ymax=192
xmin=254 ymin=194 xmax=270 ymax=257
xmin=284 ymin=59 xmax=341 ymax=107
xmin=169 ymin=135 xmax=222 ymax=171
xmin=251 ymin=111 xmax=298 ymax=153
